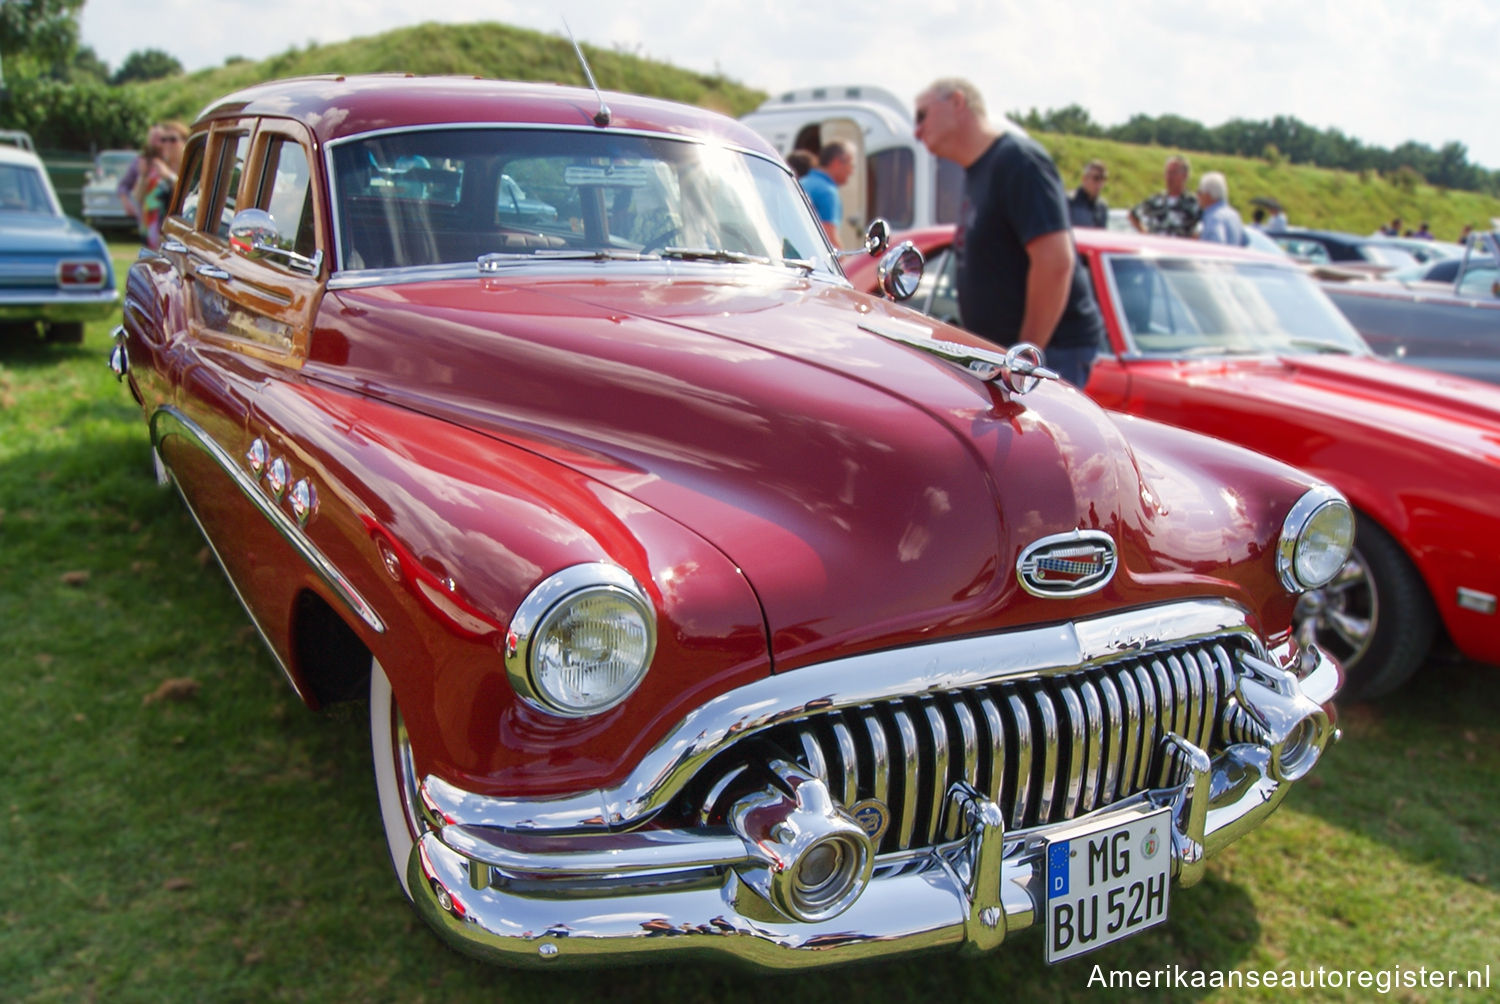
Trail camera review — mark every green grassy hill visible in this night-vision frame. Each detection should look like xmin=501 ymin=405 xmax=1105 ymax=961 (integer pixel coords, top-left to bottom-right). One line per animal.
xmin=1041 ymin=133 xmax=1500 ymax=241
xmin=129 ymin=20 xmax=766 ymax=125
xmin=124 ymin=20 xmax=1500 ymax=238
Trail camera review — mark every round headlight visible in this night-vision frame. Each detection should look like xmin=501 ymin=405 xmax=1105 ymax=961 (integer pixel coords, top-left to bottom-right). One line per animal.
xmin=1278 ymin=487 xmax=1355 ymax=592
xmin=505 ymin=564 xmax=656 ymax=717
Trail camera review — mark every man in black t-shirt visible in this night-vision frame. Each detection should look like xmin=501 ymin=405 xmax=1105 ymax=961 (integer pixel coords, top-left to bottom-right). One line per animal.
xmin=913 ymin=78 xmax=1105 ymax=387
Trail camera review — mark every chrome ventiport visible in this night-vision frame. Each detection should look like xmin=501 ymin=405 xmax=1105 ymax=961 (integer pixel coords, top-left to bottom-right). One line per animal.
xmin=265 ymin=456 xmax=289 ymax=500
xmin=289 ymin=479 xmax=318 ymax=525
xmin=728 ymin=759 xmax=873 ymax=923
xmin=246 ymin=438 xmax=268 ymax=476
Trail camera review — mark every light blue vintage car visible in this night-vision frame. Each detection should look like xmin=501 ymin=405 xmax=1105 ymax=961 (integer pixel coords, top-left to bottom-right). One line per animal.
xmin=0 ymin=141 xmax=118 ymax=343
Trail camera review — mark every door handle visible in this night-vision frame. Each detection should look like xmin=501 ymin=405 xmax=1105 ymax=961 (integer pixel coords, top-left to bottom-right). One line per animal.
xmin=195 ymin=263 xmax=231 ymax=280
xmin=161 ymin=239 xmax=188 ymax=254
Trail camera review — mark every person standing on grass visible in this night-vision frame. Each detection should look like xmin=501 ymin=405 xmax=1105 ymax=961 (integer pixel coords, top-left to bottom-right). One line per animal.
xmin=913 ymin=77 xmax=1105 ymax=388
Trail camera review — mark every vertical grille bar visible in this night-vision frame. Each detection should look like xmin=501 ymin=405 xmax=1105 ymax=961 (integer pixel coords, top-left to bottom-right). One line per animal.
xmin=1031 ymin=689 xmax=1061 ymax=824
xmin=1095 ymin=674 xmax=1124 ymax=807
xmin=1131 ymin=663 xmax=1159 ymax=789
xmin=922 ymin=702 xmax=950 ymax=846
xmin=891 ymin=707 xmax=921 ymax=850
xmin=830 ymin=719 xmax=860 ymax=808
xmin=1006 ymin=693 xmax=1034 ymax=829
xmin=978 ymin=694 xmax=1008 ymax=807
xmin=944 ymin=697 xmax=983 ymax=840
xmin=799 ymin=729 xmax=828 ymax=782
xmin=860 ymin=708 xmax=890 ymax=814
xmin=1115 ymin=669 xmax=1142 ymax=799
xmin=1077 ymin=678 xmax=1105 ymax=813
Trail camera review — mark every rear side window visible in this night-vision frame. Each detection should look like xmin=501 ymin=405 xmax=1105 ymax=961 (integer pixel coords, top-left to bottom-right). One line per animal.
xmin=212 ymin=133 xmax=251 ymax=238
xmin=177 ymin=137 xmax=207 ymax=226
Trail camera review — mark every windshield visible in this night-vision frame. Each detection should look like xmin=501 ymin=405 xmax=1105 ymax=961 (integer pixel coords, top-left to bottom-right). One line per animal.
xmin=330 ymin=128 xmax=833 ymax=274
xmin=1105 ymin=256 xmax=1370 ymax=356
xmin=0 ymin=164 xmax=57 ymax=216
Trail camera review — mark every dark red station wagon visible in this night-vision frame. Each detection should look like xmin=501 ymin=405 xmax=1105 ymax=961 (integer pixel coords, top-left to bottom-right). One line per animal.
xmin=111 ymin=75 xmax=1349 ymax=968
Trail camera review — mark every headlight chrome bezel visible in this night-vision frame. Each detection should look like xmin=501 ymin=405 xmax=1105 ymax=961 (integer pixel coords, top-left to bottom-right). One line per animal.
xmin=1277 ymin=485 xmax=1355 ymax=592
xmin=505 ymin=563 xmax=657 ymax=718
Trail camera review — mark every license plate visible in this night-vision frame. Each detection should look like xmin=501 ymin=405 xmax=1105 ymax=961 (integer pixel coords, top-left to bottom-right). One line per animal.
xmin=1044 ymin=807 xmax=1172 ymax=963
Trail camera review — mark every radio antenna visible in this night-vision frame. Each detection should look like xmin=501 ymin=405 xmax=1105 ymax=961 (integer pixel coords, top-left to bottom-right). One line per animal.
xmin=563 ymin=18 xmax=611 ymax=127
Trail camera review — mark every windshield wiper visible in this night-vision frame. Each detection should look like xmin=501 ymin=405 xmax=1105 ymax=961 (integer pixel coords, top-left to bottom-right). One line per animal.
xmin=659 ymin=246 xmax=817 ymax=274
xmin=1172 ymin=344 xmax=1266 ymax=357
xmin=1284 ymin=338 xmax=1355 ymax=355
xmin=477 ymin=249 xmax=652 ymax=270
xmin=659 ymin=247 xmax=771 ymax=266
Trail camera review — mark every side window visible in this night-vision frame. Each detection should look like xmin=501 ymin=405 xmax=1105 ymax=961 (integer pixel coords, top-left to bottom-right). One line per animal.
xmin=176 ymin=137 xmax=207 ymax=226
xmin=867 ymin=148 xmax=914 ymax=229
xmin=1457 ymin=265 xmax=1499 ymax=299
xmin=256 ymin=137 xmax=317 ymax=259
xmin=212 ymin=133 xmax=251 ymax=239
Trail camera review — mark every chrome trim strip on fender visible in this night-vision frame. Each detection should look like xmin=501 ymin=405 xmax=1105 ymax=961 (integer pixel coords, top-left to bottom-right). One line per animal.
xmin=421 ymin=599 xmax=1262 ymax=834
xmin=150 ymin=405 xmax=386 ymax=635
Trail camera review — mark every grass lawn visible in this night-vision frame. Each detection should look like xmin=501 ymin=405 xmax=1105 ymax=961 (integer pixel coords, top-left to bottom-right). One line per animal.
xmin=2 ymin=244 xmax=1496 ymax=1002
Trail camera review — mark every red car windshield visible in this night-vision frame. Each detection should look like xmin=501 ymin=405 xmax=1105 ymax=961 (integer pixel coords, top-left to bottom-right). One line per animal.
xmin=1104 ymin=256 xmax=1370 ymax=357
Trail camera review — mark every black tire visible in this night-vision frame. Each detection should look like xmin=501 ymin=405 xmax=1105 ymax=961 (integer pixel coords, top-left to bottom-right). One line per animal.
xmin=1300 ymin=515 xmax=1435 ymax=701
xmin=45 ymin=321 xmax=85 ymax=344
xmin=370 ymin=658 xmax=425 ymax=900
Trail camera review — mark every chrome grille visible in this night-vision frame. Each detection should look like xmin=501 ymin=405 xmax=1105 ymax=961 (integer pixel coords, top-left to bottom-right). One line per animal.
xmin=697 ymin=637 xmax=1245 ymax=855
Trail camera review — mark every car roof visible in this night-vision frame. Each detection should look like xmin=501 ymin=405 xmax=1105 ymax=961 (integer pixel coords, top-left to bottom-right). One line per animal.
xmin=0 ymin=144 xmax=46 ymax=169
xmin=195 ymin=75 xmax=779 ymax=157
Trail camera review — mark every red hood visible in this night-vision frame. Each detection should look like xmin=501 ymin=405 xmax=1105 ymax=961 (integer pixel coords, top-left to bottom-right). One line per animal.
xmin=1154 ymin=353 xmax=1500 ymax=465
xmin=309 ymin=267 xmax=1285 ymax=668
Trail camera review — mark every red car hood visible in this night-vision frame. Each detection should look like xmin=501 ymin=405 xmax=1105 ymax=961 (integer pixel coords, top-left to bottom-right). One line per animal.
xmin=1134 ymin=352 xmax=1500 ymax=464
xmin=312 ymin=269 xmax=1263 ymax=668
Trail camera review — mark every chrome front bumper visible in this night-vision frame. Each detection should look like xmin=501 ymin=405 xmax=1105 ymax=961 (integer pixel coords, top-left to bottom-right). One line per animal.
xmin=406 ymin=606 xmax=1340 ymax=969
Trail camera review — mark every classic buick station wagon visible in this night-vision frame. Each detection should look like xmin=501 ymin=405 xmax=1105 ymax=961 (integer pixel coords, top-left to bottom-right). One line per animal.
xmin=112 ymin=75 xmax=1349 ymax=968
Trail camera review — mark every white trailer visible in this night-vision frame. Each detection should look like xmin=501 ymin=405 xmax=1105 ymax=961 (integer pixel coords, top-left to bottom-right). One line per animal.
xmin=740 ymin=84 xmax=965 ymax=249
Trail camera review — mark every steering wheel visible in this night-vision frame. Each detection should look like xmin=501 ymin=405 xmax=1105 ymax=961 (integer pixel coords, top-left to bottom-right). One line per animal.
xmin=641 ymin=228 xmax=680 ymax=254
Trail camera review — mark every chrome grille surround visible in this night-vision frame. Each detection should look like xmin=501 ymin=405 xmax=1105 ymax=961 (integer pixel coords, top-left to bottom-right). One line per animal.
xmin=695 ymin=636 xmax=1247 ymax=855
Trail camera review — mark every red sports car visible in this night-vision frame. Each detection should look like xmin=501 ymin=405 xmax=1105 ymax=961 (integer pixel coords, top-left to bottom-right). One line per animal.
xmin=849 ymin=227 xmax=1500 ymax=699
xmin=113 ymin=77 xmax=1347 ymax=968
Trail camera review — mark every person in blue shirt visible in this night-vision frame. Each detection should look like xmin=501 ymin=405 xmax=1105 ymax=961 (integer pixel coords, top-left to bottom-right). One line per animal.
xmin=800 ymin=140 xmax=854 ymax=246
xmin=1196 ymin=172 xmax=1248 ymax=247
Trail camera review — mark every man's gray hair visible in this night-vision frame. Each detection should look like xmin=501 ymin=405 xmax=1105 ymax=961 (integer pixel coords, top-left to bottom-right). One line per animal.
xmin=920 ymin=77 xmax=987 ymax=120
xmin=819 ymin=139 xmax=853 ymax=168
xmin=1197 ymin=170 xmax=1229 ymax=203
xmin=1166 ymin=154 xmax=1191 ymax=174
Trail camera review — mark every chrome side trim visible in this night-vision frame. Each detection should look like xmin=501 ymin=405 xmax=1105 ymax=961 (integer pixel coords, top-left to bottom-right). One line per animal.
xmin=421 ymin=599 xmax=1262 ymax=834
xmin=150 ymin=405 xmax=385 ymax=634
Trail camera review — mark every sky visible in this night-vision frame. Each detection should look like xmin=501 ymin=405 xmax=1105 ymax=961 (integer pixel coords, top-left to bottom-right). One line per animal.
xmin=77 ymin=0 xmax=1500 ymax=171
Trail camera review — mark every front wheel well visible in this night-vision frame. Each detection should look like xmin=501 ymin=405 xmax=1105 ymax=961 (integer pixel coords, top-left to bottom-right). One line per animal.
xmin=291 ymin=589 xmax=371 ymax=707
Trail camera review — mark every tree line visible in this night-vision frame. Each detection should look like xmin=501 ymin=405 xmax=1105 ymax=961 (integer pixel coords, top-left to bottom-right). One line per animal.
xmin=1011 ymin=103 xmax=1499 ymax=197
xmin=1 ymin=0 xmax=180 ymax=150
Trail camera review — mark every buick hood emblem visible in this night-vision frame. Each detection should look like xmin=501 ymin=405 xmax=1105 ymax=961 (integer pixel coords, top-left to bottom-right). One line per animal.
xmin=1016 ymin=530 xmax=1118 ymax=598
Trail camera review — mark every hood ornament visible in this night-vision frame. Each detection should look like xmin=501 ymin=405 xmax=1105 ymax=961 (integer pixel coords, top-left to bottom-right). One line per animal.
xmin=858 ymin=320 xmax=1058 ymax=395
xmin=1016 ymin=530 xmax=1118 ymax=597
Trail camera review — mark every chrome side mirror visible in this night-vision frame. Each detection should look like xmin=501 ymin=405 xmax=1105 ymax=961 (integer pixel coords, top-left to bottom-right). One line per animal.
xmin=863 ymin=218 xmax=890 ymax=256
xmin=876 ymin=241 xmax=924 ymax=301
xmin=228 ymin=207 xmax=323 ymax=275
